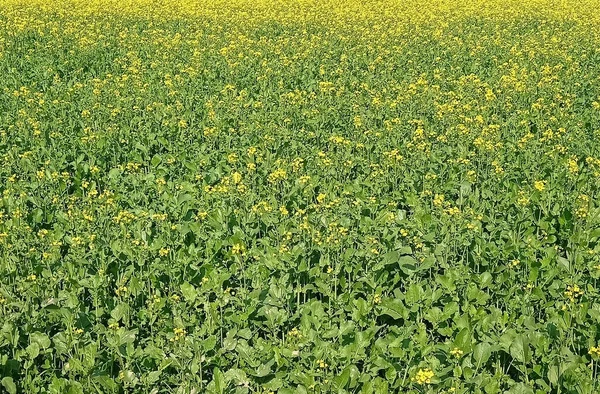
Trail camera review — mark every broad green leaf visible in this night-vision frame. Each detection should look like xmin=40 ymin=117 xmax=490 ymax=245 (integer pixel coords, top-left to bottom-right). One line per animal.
xmin=180 ymin=282 xmax=197 ymax=303
xmin=557 ymin=256 xmax=570 ymax=271
xmin=30 ymin=332 xmax=51 ymax=349
xmin=473 ymin=342 xmax=492 ymax=367
xmin=1 ymin=377 xmax=16 ymax=394
xmin=213 ymin=367 xmax=224 ymax=394
xmin=510 ymin=335 xmax=531 ymax=364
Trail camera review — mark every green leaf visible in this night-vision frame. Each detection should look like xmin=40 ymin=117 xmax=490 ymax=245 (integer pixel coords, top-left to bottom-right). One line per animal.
xmin=557 ymin=256 xmax=570 ymax=271
xmin=405 ymin=283 xmax=422 ymax=305
xmin=383 ymin=250 xmax=399 ymax=265
xmin=507 ymin=382 xmax=534 ymax=394
xmin=180 ymin=282 xmax=197 ymax=303
xmin=547 ymin=364 xmax=559 ymax=386
xmin=1 ymin=377 xmax=16 ymax=394
xmin=480 ymin=271 xmax=493 ymax=288
xmin=119 ymin=329 xmax=138 ymax=345
xmin=237 ymin=328 xmax=252 ymax=340
xmin=398 ymin=246 xmax=413 ymax=255
xmin=510 ymin=335 xmax=531 ymax=364
xmin=378 ymin=298 xmax=406 ymax=320
xmin=151 ymin=155 xmax=162 ymax=167
xmin=254 ymin=361 xmax=273 ymax=377
xmin=147 ymin=371 xmax=161 ymax=384
xmin=108 ymin=168 xmax=122 ymax=178
xmin=473 ymin=342 xmax=492 ymax=367
xmin=30 ymin=332 xmax=51 ymax=349
xmin=92 ymin=375 xmax=118 ymax=391
xmin=177 ymin=193 xmax=193 ymax=205
xmin=203 ymin=336 xmax=217 ymax=351
xmin=32 ymin=208 xmax=44 ymax=223
xmin=26 ymin=342 xmax=40 ymax=359
xmin=110 ymin=303 xmax=129 ymax=322
xmin=453 ymin=328 xmax=472 ymax=352
xmin=332 ymin=366 xmax=351 ymax=389
xmin=224 ymin=368 xmax=247 ymax=385
xmin=213 ymin=367 xmax=224 ymax=394
xmin=398 ymin=255 xmax=417 ymax=272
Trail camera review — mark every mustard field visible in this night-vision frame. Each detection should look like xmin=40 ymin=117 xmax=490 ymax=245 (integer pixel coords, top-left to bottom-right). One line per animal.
xmin=1 ymin=0 xmax=600 ymax=392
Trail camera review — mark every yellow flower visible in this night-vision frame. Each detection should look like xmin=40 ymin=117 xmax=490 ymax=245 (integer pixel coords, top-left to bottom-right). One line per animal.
xmin=533 ymin=180 xmax=546 ymax=191
xmin=564 ymin=284 xmax=583 ymax=302
xmin=445 ymin=206 xmax=460 ymax=215
xmin=568 ymin=158 xmax=579 ymax=174
xmin=268 ymin=168 xmax=287 ymax=183
xmin=589 ymin=346 xmax=600 ymax=358
xmin=159 ymin=248 xmax=170 ymax=257
xmin=413 ymin=368 xmax=434 ymax=385
xmin=317 ymin=193 xmax=326 ymax=204
xmin=232 ymin=243 xmax=246 ymax=255
xmin=450 ymin=348 xmax=464 ymax=358
xmin=517 ymin=191 xmax=530 ymax=206
xmin=433 ymin=194 xmax=445 ymax=207
xmin=288 ymin=327 xmax=302 ymax=338
xmin=576 ymin=194 xmax=590 ymax=219
xmin=171 ymin=327 xmax=187 ymax=341
xmin=115 ymin=286 xmax=128 ymax=296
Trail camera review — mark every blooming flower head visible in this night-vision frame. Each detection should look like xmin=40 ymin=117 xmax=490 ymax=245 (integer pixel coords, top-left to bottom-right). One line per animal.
xmin=413 ymin=368 xmax=434 ymax=384
xmin=450 ymin=347 xmax=464 ymax=358
xmin=534 ymin=180 xmax=546 ymax=191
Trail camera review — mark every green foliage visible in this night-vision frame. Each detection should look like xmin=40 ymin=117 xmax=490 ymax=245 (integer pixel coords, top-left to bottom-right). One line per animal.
xmin=1 ymin=0 xmax=600 ymax=393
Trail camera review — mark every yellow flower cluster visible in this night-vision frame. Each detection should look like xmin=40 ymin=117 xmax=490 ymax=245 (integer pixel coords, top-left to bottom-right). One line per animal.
xmin=413 ymin=368 xmax=434 ymax=385
xmin=232 ymin=243 xmax=246 ymax=256
xmin=171 ymin=327 xmax=187 ymax=342
xmin=575 ymin=194 xmax=590 ymax=219
xmin=287 ymin=327 xmax=302 ymax=338
xmin=564 ymin=285 xmax=584 ymax=302
xmin=268 ymin=168 xmax=287 ymax=183
xmin=533 ymin=180 xmax=546 ymax=192
xmin=450 ymin=348 xmax=464 ymax=358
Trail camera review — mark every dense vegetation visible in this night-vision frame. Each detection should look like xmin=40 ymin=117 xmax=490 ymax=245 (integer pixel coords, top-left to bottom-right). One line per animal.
xmin=1 ymin=0 xmax=600 ymax=392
